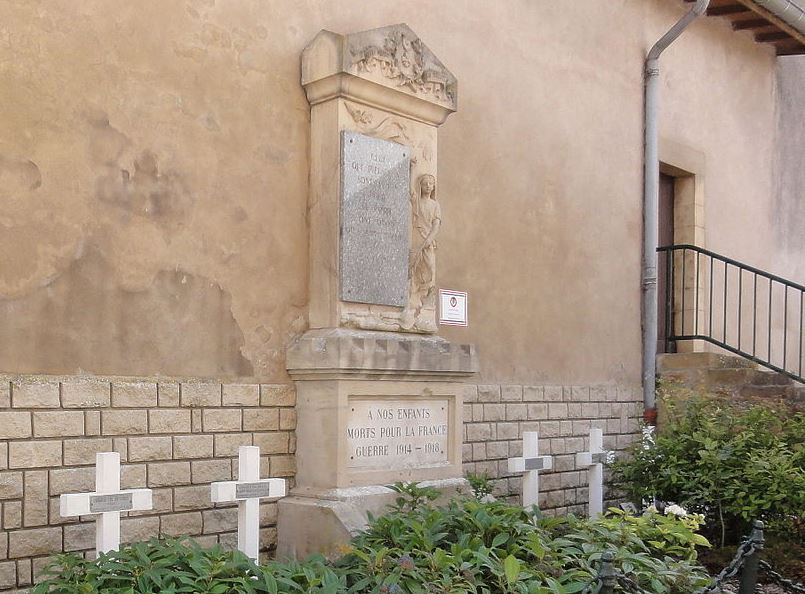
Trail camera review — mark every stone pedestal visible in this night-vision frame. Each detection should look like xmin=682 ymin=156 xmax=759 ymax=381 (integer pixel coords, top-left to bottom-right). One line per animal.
xmin=278 ymin=24 xmax=475 ymax=559
xmin=278 ymin=330 xmax=476 ymax=558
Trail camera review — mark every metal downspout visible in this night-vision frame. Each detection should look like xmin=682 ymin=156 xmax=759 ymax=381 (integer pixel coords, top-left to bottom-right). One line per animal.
xmin=642 ymin=0 xmax=710 ymax=425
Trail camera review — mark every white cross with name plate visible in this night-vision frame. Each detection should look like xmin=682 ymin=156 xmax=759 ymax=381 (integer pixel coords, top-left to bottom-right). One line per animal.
xmin=507 ymin=431 xmax=553 ymax=508
xmin=210 ymin=446 xmax=286 ymax=561
xmin=60 ymin=452 xmax=153 ymax=555
xmin=575 ymin=428 xmax=614 ymax=517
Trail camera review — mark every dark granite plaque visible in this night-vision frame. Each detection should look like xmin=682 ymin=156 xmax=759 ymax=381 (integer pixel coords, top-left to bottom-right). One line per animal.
xmin=591 ymin=452 xmax=609 ymax=464
xmin=340 ymin=131 xmax=410 ymax=306
xmin=235 ymin=481 xmax=275 ymax=499
xmin=524 ymin=457 xmax=549 ymax=471
xmin=89 ymin=492 xmax=133 ymax=513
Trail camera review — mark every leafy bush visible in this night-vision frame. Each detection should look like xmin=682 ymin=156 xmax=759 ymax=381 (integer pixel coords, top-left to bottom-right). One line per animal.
xmin=612 ymin=394 xmax=805 ymax=546
xmin=33 ymin=486 xmax=712 ymax=594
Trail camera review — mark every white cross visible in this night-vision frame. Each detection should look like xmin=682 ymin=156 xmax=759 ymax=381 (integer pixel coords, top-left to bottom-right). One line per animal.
xmin=507 ymin=431 xmax=553 ymax=508
xmin=575 ymin=428 xmax=613 ymax=517
xmin=60 ymin=452 xmax=153 ymax=555
xmin=210 ymin=446 xmax=286 ymax=561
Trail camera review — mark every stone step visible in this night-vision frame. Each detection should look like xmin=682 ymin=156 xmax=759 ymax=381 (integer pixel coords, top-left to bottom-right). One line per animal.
xmin=749 ymin=370 xmax=794 ymax=386
xmin=737 ymin=384 xmax=794 ymax=400
xmin=657 ymin=352 xmax=756 ymax=372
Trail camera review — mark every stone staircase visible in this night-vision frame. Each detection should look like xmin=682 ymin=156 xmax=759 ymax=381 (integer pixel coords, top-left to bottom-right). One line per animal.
xmin=657 ymin=352 xmax=805 ymax=406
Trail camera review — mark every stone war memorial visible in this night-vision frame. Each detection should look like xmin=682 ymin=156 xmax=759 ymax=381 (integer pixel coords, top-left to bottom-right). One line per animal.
xmin=279 ymin=24 xmax=477 ymax=557
xmin=2 ymin=0 xmax=805 ymax=591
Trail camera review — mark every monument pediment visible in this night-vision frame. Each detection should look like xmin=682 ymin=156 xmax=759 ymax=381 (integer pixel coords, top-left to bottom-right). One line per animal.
xmin=302 ymin=24 xmax=457 ymax=121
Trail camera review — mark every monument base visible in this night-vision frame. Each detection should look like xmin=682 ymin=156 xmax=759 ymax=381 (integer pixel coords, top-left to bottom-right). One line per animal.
xmin=278 ymin=329 xmax=477 ymax=558
xmin=276 ymin=478 xmax=466 ymax=559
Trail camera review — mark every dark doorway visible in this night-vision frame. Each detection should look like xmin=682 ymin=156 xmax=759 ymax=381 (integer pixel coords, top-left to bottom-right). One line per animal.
xmin=657 ymin=173 xmax=675 ymax=353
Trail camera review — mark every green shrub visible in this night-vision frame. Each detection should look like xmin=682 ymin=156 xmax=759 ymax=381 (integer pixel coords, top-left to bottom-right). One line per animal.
xmin=33 ymin=486 xmax=712 ymax=594
xmin=611 ymin=394 xmax=805 ymax=546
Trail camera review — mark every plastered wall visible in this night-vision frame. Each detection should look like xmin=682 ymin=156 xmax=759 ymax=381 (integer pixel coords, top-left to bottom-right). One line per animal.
xmin=0 ymin=0 xmax=791 ymax=386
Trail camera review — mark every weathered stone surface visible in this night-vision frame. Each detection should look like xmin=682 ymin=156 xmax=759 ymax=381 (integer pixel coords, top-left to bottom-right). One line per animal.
xmin=22 ymin=471 xmax=48 ymax=527
xmin=259 ymin=385 xmax=295 ymax=407
xmin=202 ymin=409 xmax=242 ymax=432
xmin=8 ymin=527 xmax=61 ymax=558
xmin=339 ymin=131 xmax=410 ymax=307
xmin=49 ymin=468 xmax=93 ymax=496
xmin=0 ymin=561 xmax=14 ymax=589
xmin=173 ymin=435 xmax=214 ymax=459
xmin=252 ymin=432 xmax=290 ymax=455
xmin=62 ymin=523 xmax=94 ymax=552
xmin=32 ymin=411 xmax=83 ymax=437
xmin=61 ymin=379 xmax=111 ymax=408
xmin=278 ymin=409 xmax=296 ymax=431
xmin=121 ymin=517 xmax=160 ymax=543
xmin=180 ymin=384 xmax=221 ymax=407
xmin=202 ymin=508 xmax=237 ymax=534
xmin=9 ymin=441 xmax=61 ymax=469
xmin=3 ymin=502 xmax=21 ymax=529
xmin=214 ymin=433 xmax=252 ymax=457
xmin=0 ymin=413 xmax=31 ymax=439
xmin=149 ymin=409 xmax=191 ymax=434
xmin=157 ymin=383 xmax=180 ymax=407
xmin=128 ymin=437 xmax=172 ymax=461
xmin=0 ymin=473 xmax=23 ymax=500
xmin=160 ymin=512 xmax=202 ymax=537
xmin=63 ymin=438 xmax=113 ymax=466
xmin=190 ymin=459 xmax=231 ymax=484
xmin=112 ymin=382 xmax=157 ymax=408
xmin=221 ymin=384 xmax=259 ymax=407
xmin=173 ymin=485 xmax=211 ymax=511
xmin=242 ymin=409 xmax=279 ymax=432
xmin=101 ymin=410 xmax=147 ymax=435
xmin=11 ymin=380 xmax=59 ymax=408
xmin=147 ymin=462 xmax=190 ymax=487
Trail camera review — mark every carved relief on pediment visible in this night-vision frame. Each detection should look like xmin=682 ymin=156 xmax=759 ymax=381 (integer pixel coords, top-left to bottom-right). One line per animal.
xmin=346 ymin=25 xmax=457 ymax=107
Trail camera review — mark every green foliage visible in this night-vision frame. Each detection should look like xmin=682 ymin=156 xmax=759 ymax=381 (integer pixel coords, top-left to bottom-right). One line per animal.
xmin=388 ymin=481 xmax=440 ymax=512
xmin=33 ymin=490 xmax=712 ymax=594
xmin=611 ymin=394 xmax=805 ymax=546
xmin=465 ymin=471 xmax=494 ymax=501
xmin=31 ymin=538 xmax=264 ymax=594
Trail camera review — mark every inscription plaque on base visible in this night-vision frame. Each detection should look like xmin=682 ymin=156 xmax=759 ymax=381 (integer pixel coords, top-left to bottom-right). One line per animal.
xmin=346 ymin=398 xmax=449 ymax=470
xmin=340 ymin=131 xmax=410 ymax=307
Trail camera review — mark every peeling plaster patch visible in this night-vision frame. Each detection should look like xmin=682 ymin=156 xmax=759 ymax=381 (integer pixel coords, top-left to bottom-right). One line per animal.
xmin=89 ymin=114 xmax=192 ymax=231
xmin=0 ymin=157 xmax=41 ymax=191
xmin=0 ymin=247 xmax=252 ymax=377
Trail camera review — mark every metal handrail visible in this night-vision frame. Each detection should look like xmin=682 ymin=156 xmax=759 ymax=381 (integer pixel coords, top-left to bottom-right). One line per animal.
xmin=657 ymin=244 xmax=804 ymax=384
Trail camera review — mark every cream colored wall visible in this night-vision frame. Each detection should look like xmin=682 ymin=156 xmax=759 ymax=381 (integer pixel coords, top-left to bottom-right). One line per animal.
xmin=0 ymin=0 xmax=788 ymax=384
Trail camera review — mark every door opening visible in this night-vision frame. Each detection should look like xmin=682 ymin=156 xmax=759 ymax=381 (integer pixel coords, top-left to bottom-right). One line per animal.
xmin=657 ymin=172 xmax=675 ymax=353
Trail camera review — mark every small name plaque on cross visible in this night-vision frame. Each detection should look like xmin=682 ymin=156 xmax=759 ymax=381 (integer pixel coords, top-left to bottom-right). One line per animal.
xmin=575 ymin=428 xmax=614 ymax=518
xmin=59 ymin=452 xmax=153 ymax=555
xmin=507 ymin=431 xmax=553 ymax=509
xmin=210 ymin=446 xmax=286 ymax=561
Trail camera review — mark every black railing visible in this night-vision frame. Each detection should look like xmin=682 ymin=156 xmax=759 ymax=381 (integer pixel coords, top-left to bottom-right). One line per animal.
xmin=658 ymin=244 xmax=805 ymax=384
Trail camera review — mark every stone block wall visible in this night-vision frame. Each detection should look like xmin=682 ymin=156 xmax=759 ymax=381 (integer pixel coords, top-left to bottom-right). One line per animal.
xmin=0 ymin=376 xmax=641 ymax=592
xmin=0 ymin=376 xmax=296 ymax=592
xmin=462 ymin=384 xmax=643 ymax=514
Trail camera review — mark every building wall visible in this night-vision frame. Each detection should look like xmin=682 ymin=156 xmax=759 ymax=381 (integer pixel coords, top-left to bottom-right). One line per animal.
xmin=0 ymin=374 xmax=640 ymax=591
xmin=0 ymin=0 xmax=788 ymax=386
xmin=0 ymin=0 xmax=796 ymax=589
xmin=0 ymin=377 xmax=296 ymax=591
xmin=462 ymin=383 xmax=642 ymax=514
